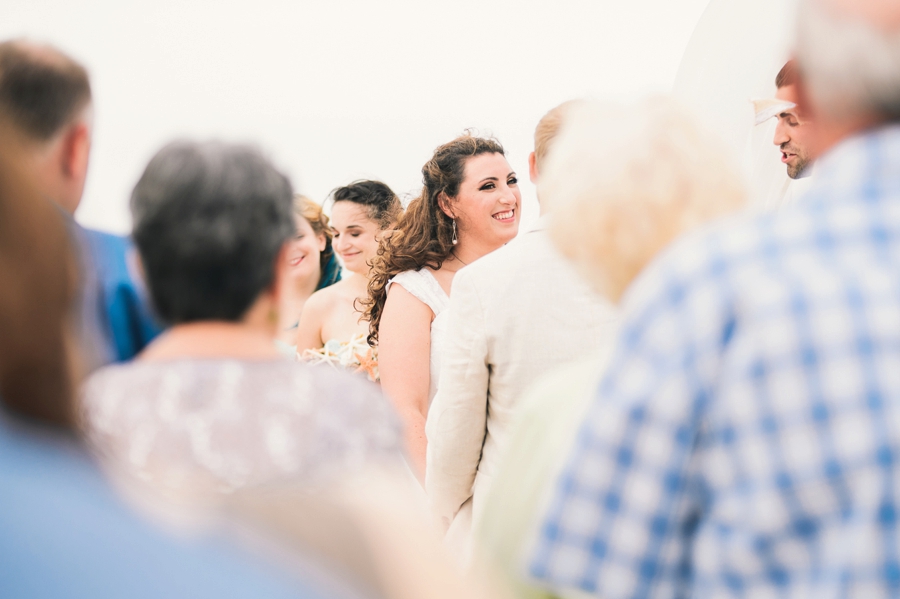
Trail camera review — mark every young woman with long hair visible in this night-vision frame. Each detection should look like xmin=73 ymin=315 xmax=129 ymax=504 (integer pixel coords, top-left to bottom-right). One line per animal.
xmin=365 ymin=134 xmax=521 ymax=480
xmin=296 ymin=180 xmax=401 ymax=380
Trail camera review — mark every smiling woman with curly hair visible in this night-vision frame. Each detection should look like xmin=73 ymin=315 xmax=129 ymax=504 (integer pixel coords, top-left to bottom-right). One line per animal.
xmin=364 ymin=133 xmax=521 ymax=481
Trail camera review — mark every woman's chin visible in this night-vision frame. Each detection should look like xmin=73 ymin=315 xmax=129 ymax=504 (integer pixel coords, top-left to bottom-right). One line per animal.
xmin=290 ymin=264 xmax=319 ymax=282
xmin=490 ymin=223 xmax=520 ymax=245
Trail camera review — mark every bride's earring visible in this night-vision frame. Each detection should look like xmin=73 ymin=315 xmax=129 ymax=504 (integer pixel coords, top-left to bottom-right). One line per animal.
xmin=452 ymin=220 xmax=458 ymax=245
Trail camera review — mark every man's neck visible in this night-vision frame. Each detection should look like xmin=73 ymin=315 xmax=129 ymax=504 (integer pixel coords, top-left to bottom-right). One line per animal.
xmin=139 ymin=321 xmax=280 ymax=362
xmin=814 ymin=113 xmax=885 ymax=158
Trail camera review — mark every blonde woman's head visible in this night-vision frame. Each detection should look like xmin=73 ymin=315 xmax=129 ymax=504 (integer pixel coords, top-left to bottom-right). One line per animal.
xmin=291 ymin=194 xmax=341 ymax=290
xmin=543 ymin=97 xmax=746 ymax=303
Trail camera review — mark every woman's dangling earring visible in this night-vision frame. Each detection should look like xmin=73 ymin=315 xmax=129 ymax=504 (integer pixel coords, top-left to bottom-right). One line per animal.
xmin=452 ymin=220 xmax=458 ymax=245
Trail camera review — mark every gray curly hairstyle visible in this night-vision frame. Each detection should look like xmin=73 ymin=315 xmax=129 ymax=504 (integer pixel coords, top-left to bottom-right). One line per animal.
xmin=543 ymin=97 xmax=746 ymax=303
xmin=796 ymin=0 xmax=900 ymax=120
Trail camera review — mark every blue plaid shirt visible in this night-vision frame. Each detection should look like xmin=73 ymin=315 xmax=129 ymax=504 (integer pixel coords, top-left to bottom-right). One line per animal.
xmin=528 ymin=124 xmax=900 ymax=598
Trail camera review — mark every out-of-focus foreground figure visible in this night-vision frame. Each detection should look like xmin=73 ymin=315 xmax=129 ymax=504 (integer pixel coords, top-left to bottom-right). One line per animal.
xmin=0 ymin=118 xmax=344 ymax=599
xmin=81 ymin=141 xmax=403 ymax=498
xmin=476 ymin=96 xmax=744 ymax=599
xmin=78 ymin=140 xmax=492 ymax=599
xmin=528 ymin=0 xmax=900 ymax=596
xmin=0 ymin=39 xmax=161 ymax=368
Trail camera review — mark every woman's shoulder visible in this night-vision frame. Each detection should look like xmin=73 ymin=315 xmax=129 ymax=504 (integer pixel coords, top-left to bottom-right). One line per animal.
xmin=388 ymin=268 xmax=449 ymax=314
xmin=304 ymin=281 xmax=348 ymax=314
xmin=83 ymin=358 xmax=398 ymax=431
xmin=82 ymin=359 xmax=403 ymax=492
xmin=309 ymin=280 xmax=344 ymax=301
xmin=81 ymin=360 xmax=158 ymax=399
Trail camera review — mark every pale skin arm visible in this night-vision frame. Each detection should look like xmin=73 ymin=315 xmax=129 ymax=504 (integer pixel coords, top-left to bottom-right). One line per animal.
xmin=294 ymin=289 xmax=329 ymax=354
xmin=378 ymin=284 xmax=435 ymax=483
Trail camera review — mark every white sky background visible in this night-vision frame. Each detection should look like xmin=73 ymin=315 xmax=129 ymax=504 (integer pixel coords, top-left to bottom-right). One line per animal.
xmin=4 ymin=0 xmax=710 ymax=234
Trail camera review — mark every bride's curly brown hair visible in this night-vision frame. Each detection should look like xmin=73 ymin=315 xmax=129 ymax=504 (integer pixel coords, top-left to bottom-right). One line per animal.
xmin=363 ymin=133 xmax=505 ymax=345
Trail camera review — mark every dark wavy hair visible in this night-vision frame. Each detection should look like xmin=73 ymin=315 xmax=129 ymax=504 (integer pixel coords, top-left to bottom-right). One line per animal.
xmin=328 ymin=179 xmax=402 ymax=230
xmin=364 ymin=134 xmax=505 ymax=344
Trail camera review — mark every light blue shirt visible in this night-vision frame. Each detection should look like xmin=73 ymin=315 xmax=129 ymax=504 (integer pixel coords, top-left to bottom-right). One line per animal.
xmin=77 ymin=227 xmax=163 ymax=363
xmin=529 ymin=124 xmax=900 ymax=598
xmin=0 ymin=409 xmax=337 ymax=599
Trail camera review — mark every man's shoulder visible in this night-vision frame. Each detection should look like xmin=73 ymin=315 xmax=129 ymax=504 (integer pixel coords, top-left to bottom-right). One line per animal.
xmin=78 ymin=226 xmax=133 ymax=273
xmin=623 ymin=210 xmax=784 ymax=309
xmin=79 ymin=226 xmax=130 ymax=249
xmin=457 ymin=230 xmax=555 ymax=282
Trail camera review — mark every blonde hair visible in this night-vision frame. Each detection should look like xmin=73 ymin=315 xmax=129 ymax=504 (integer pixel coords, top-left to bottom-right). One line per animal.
xmin=293 ymin=194 xmax=343 ymax=289
xmin=533 ymin=100 xmax=585 ymax=173
xmin=293 ymin=194 xmax=330 ymax=241
xmin=543 ymin=97 xmax=746 ymax=303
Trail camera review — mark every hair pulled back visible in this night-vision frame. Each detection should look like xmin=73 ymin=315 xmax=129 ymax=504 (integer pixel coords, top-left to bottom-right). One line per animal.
xmin=329 ymin=180 xmax=402 ymax=229
xmin=364 ymin=134 xmax=504 ymax=345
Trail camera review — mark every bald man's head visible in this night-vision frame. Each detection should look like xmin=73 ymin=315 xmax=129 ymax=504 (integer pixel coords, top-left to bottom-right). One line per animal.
xmin=824 ymin=0 xmax=900 ymax=32
xmin=0 ymin=40 xmax=94 ymax=214
xmin=0 ymin=40 xmax=92 ymax=141
xmin=797 ymin=0 xmax=900 ymax=123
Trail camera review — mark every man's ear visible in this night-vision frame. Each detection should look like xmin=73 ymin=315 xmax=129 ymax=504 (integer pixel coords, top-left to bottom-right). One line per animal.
xmin=61 ymin=122 xmax=91 ymax=182
xmin=528 ymin=151 xmax=539 ymax=184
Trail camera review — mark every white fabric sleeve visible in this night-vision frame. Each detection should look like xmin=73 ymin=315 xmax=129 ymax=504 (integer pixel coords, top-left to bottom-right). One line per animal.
xmin=424 ymin=267 xmax=490 ymax=533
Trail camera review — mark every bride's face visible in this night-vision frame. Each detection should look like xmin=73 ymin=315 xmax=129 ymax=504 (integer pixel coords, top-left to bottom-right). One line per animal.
xmin=449 ymin=152 xmax=521 ymax=249
xmin=330 ymin=201 xmax=382 ymax=276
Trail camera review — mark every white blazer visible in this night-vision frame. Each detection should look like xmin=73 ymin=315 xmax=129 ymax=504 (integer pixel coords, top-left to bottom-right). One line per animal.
xmin=425 ymin=221 xmax=618 ymax=560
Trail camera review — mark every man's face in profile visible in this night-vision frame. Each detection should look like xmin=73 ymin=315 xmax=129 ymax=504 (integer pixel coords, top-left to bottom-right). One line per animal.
xmin=773 ymin=84 xmax=814 ymax=179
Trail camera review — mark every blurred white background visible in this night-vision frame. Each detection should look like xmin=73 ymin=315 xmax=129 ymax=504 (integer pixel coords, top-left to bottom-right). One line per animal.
xmin=3 ymin=0 xmax=710 ymax=234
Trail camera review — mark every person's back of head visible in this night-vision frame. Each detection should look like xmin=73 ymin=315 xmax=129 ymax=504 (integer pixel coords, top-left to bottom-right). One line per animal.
xmin=796 ymin=0 xmax=900 ymax=148
xmin=529 ymin=100 xmax=585 ymax=190
xmin=0 ymin=40 xmax=93 ymax=214
xmin=131 ymin=141 xmax=294 ymax=325
xmin=543 ymin=97 xmax=746 ymax=303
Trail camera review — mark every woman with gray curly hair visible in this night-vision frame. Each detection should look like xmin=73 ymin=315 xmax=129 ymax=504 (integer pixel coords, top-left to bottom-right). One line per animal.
xmin=80 ymin=141 xmax=403 ymax=500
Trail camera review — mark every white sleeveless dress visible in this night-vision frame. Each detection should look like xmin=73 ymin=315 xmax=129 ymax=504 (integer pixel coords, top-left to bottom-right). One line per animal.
xmin=387 ymin=269 xmax=450 ymax=404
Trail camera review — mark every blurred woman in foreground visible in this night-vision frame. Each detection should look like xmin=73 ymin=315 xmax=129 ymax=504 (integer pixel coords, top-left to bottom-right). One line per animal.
xmin=472 ymin=97 xmax=747 ymax=597
xmin=0 ymin=125 xmax=354 ymax=599
xmin=2 ymin=134 xmax=495 ymax=599
xmin=81 ymin=142 xmax=403 ymax=498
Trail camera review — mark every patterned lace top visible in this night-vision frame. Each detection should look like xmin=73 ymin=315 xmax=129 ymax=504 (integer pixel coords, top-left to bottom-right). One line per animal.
xmin=80 ymin=359 xmax=402 ymax=497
